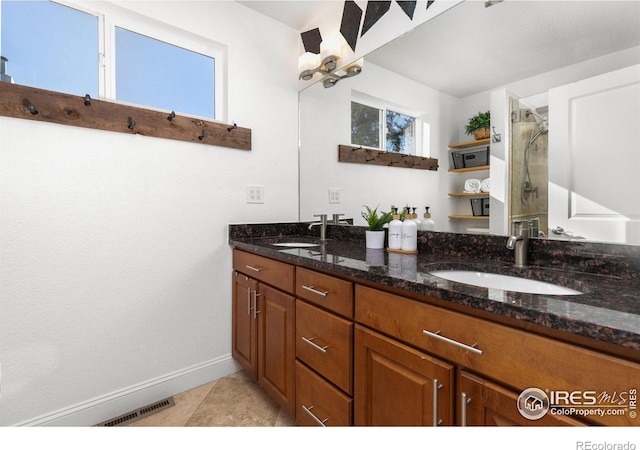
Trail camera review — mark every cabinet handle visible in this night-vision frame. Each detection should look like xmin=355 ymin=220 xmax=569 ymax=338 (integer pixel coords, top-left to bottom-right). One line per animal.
xmin=432 ymin=379 xmax=443 ymax=426
xmin=461 ymin=392 xmax=472 ymax=427
xmin=302 ymin=405 xmax=328 ymax=427
xmin=422 ymin=329 xmax=483 ymax=355
xmin=245 ymin=265 xmax=262 ymax=272
xmin=301 ymin=336 xmax=328 ymax=353
xmin=252 ymin=291 xmax=261 ymax=319
xmin=301 ymin=285 xmax=328 ymax=297
xmin=247 ymin=288 xmax=253 ymax=315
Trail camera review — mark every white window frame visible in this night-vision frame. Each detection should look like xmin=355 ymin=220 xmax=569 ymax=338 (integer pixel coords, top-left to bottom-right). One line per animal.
xmin=38 ymin=0 xmax=227 ymax=121
xmin=351 ymin=91 xmax=424 ymax=156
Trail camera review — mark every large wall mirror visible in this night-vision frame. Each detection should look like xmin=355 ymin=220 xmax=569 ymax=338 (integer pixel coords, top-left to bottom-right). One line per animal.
xmin=299 ymin=0 xmax=640 ymax=245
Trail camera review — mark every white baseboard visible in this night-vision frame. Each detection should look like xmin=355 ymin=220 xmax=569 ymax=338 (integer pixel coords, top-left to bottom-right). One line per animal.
xmin=15 ymin=354 xmax=241 ymax=427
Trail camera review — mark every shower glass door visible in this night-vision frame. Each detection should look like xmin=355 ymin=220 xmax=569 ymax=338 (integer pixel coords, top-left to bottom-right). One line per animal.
xmin=509 ymin=97 xmax=549 ymax=237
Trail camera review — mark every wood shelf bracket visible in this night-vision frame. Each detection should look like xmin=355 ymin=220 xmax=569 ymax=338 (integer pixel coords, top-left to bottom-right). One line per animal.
xmin=0 ymin=83 xmax=252 ymax=151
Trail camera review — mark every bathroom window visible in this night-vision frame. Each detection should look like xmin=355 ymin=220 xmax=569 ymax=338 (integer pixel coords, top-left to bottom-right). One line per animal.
xmin=115 ymin=27 xmax=216 ymax=119
xmin=351 ymin=98 xmax=419 ymax=155
xmin=0 ymin=0 xmax=223 ymax=120
xmin=0 ymin=1 xmax=99 ymax=97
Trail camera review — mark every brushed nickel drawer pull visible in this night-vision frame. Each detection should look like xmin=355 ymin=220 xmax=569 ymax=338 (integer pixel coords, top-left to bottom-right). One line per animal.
xmin=422 ymin=329 xmax=483 ymax=355
xmin=301 ymin=336 xmax=329 ymax=353
xmin=461 ymin=392 xmax=472 ymax=426
xmin=433 ymin=379 xmax=443 ymax=426
xmin=245 ymin=264 xmax=262 ymax=272
xmin=302 ymin=285 xmax=329 ymax=297
xmin=302 ymin=405 xmax=328 ymax=427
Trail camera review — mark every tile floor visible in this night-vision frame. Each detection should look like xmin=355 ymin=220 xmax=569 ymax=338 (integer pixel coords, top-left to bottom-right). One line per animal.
xmin=127 ymin=370 xmax=295 ymax=427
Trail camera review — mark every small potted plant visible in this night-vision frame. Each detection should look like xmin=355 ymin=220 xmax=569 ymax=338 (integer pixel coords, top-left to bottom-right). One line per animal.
xmin=362 ymin=205 xmax=393 ymax=249
xmin=464 ymin=110 xmax=491 ymax=140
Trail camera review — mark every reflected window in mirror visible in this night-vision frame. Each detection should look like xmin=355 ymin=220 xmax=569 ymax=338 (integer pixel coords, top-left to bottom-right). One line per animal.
xmin=351 ymin=94 xmax=425 ymax=156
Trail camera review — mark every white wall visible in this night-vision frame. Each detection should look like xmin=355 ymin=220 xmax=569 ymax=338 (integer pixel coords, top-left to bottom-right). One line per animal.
xmin=0 ymin=0 xmax=300 ymax=426
xmin=299 ymin=62 xmax=459 ymax=229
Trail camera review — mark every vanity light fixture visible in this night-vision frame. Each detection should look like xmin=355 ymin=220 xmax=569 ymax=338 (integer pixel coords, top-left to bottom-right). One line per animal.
xmin=321 ymin=59 xmax=364 ymax=88
xmin=298 ymin=34 xmax=363 ymax=88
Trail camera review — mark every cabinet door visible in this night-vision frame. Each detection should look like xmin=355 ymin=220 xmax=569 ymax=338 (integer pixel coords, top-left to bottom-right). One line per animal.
xmin=232 ymin=272 xmax=258 ymax=378
xmin=258 ymin=283 xmax=296 ymax=418
xmin=354 ymin=325 xmax=454 ymax=426
xmin=458 ymin=371 xmax=586 ymax=426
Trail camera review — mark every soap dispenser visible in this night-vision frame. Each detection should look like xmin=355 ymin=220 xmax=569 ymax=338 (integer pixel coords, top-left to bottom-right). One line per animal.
xmin=419 ymin=207 xmax=436 ymax=231
xmin=388 ymin=207 xmax=403 ymax=250
xmin=401 ymin=210 xmax=417 ymax=252
xmin=411 ymin=207 xmax=421 ymax=226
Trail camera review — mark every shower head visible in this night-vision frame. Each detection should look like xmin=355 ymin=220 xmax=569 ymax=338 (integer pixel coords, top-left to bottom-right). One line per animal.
xmin=526 ymin=109 xmax=548 ymax=133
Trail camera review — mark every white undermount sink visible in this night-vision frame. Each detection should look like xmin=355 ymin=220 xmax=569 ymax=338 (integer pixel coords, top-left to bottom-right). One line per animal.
xmin=429 ymin=270 xmax=582 ymax=296
xmin=273 ymin=242 xmax=320 ymax=248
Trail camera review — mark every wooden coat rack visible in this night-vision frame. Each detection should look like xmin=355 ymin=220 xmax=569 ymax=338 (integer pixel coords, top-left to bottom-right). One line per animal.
xmin=0 ymin=83 xmax=251 ymax=150
xmin=338 ymin=145 xmax=438 ymax=170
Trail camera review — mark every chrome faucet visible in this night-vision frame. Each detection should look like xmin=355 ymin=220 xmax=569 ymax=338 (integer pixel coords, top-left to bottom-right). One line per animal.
xmin=506 ymin=220 xmax=529 ymax=268
xmin=308 ymin=214 xmax=328 ymax=241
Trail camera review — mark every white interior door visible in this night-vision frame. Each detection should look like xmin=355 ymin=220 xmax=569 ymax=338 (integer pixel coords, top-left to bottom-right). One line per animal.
xmin=548 ymin=64 xmax=640 ymax=244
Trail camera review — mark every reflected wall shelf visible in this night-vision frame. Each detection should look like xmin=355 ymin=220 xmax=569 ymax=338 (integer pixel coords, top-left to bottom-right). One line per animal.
xmin=448 ymin=165 xmax=489 ymax=173
xmin=448 ymin=138 xmax=490 ymax=149
xmin=447 ymin=215 xmax=490 ymax=220
xmin=448 ymin=139 xmax=490 ymax=221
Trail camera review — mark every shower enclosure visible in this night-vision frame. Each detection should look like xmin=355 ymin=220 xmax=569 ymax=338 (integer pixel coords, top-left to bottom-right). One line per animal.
xmin=509 ymin=98 xmax=549 ymax=237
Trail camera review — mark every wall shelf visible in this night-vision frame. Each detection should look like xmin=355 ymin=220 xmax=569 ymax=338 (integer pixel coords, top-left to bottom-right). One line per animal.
xmin=448 ymin=192 xmax=490 ymax=197
xmin=448 ymin=215 xmax=490 ymax=220
xmin=448 ymin=165 xmax=489 ymax=173
xmin=0 ymin=82 xmax=252 ymax=151
xmin=448 ymin=138 xmax=490 ymax=149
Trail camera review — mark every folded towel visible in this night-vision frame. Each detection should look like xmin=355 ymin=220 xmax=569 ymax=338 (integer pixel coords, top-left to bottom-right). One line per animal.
xmin=464 ymin=178 xmax=481 ymax=193
xmin=480 ymin=178 xmax=490 ymax=193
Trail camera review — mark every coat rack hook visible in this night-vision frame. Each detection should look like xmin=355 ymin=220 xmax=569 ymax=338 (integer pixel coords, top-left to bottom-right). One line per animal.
xmin=84 ymin=94 xmax=91 ymax=107
xmin=167 ymin=111 xmax=175 ymax=121
xmin=25 ymin=100 xmax=38 ymax=115
xmin=128 ymin=117 xmax=136 ymax=130
xmin=227 ymin=122 xmax=237 ymax=132
xmin=198 ymin=130 xmax=208 ymax=140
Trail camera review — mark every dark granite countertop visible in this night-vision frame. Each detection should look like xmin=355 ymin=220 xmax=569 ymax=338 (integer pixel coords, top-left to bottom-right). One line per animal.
xmin=229 ymin=222 xmax=640 ymax=359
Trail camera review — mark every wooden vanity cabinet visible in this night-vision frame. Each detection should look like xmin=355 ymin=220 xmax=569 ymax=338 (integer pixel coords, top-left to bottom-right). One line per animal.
xmin=232 ymin=249 xmax=296 ymax=418
xmin=457 ymin=371 xmax=585 ymax=426
xmin=355 ymin=284 xmax=639 ymax=426
xmin=354 ymin=325 xmax=454 ymax=426
xmin=295 ymin=267 xmax=354 ymax=426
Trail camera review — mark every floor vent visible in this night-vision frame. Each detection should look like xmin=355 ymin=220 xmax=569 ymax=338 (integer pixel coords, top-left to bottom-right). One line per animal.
xmin=96 ymin=397 xmax=175 ymax=427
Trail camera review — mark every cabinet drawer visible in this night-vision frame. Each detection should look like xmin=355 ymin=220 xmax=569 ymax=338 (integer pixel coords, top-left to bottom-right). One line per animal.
xmin=296 ymin=300 xmax=353 ymax=394
xmin=355 ymin=285 xmax=640 ymax=426
xmin=296 ymin=267 xmax=353 ymax=318
xmin=233 ymin=249 xmax=294 ymax=293
xmin=296 ymin=361 xmax=352 ymax=426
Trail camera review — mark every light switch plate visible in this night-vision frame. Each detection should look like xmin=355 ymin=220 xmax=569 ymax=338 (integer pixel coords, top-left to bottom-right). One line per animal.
xmin=247 ymin=185 xmax=264 ymax=204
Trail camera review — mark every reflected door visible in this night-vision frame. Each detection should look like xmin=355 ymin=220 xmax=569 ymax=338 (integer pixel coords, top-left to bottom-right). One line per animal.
xmin=548 ymin=65 xmax=640 ymax=244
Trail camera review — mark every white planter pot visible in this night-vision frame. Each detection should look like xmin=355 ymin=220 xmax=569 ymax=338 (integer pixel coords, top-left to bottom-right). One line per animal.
xmin=365 ymin=230 xmax=386 ymax=249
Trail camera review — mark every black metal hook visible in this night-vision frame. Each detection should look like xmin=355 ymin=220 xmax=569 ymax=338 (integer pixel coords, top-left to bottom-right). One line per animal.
xmin=198 ymin=130 xmax=208 ymax=140
xmin=25 ymin=100 xmax=38 ymax=115
xmin=128 ymin=117 xmax=136 ymax=130
xmin=84 ymin=94 xmax=91 ymax=107
xmin=227 ymin=122 xmax=237 ymax=132
xmin=167 ymin=111 xmax=175 ymax=121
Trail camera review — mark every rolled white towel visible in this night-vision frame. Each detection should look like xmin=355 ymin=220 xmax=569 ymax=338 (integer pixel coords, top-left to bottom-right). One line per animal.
xmin=480 ymin=178 xmax=490 ymax=193
xmin=464 ymin=178 xmax=481 ymax=193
